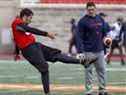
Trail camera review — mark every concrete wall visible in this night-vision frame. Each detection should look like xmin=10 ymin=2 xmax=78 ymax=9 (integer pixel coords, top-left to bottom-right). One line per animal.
xmin=0 ymin=0 xmax=18 ymax=53
xmin=28 ymin=8 xmax=126 ymax=52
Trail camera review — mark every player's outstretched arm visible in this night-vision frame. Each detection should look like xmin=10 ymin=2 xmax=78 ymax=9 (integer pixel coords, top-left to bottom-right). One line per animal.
xmin=16 ymin=24 xmax=56 ymax=39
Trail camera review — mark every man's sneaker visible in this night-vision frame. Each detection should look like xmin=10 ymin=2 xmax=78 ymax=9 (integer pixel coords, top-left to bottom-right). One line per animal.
xmin=76 ymin=53 xmax=97 ymax=68
xmin=76 ymin=53 xmax=86 ymax=63
xmin=45 ymin=93 xmax=51 ymax=95
xmin=98 ymin=92 xmax=108 ymax=95
xmin=85 ymin=94 xmax=93 ymax=95
xmin=85 ymin=91 xmax=93 ymax=95
xmin=85 ymin=84 xmax=94 ymax=95
xmin=98 ymin=88 xmax=108 ymax=95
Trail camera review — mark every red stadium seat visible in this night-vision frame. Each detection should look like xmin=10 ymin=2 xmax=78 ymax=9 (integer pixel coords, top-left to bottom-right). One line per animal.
xmin=40 ymin=0 xmax=126 ymax=4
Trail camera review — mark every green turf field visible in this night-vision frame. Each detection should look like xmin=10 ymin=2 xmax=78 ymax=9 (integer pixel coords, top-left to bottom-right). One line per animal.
xmin=0 ymin=60 xmax=125 ymax=95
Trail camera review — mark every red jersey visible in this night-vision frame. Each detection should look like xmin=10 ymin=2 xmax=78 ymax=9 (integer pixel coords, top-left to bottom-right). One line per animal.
xmin=11 ymin=18 xmax=35 ymax=49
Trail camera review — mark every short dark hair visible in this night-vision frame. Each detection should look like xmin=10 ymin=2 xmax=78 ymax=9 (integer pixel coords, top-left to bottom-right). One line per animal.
xmin=99 ymin=12 xmax=107 ymax=17
xmin=117 ymin=17 xmax=123 ymax=22
xmin=70 ymin=18 xmax=75 ymax=24
xmin=20 ymin=8 xmax=34 ymax=18
xmin=86 ymin=2 xmax=96 ymax=9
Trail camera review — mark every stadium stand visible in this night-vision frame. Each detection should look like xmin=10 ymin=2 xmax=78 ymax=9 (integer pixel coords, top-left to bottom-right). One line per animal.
xmin=41 ymin=0 xmax=126 ymax=4
xmin=0 ymin=0 xmax=126 ymax=60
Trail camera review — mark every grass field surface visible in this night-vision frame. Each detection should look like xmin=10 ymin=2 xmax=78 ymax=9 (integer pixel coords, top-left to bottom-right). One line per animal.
xmin=0 ymin=60 xmax=125 ymax=95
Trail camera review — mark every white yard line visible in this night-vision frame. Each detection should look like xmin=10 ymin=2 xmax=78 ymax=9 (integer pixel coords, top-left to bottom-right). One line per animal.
xmin=75 ymin=67 xmax=126 ymax=72
xmin=107 ymin=68 xmax=126 ymax=71
xmin=58 ymin=77 xmax=74 ymax=80
xmin=108 ymin=82 xmax=126 ymax=85
xmin=0 ymin=75 xmax=39 ymax=79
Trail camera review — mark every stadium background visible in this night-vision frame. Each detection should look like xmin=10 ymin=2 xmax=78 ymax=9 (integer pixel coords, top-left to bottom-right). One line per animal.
xmin=0 ymin=0 xmax=126 ymax=58
xmin=0 ymin=0 xmax=125 ymax=95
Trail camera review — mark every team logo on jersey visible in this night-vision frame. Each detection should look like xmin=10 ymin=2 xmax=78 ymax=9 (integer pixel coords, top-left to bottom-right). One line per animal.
xmin=25 ymin=32 xmax=31 ymax=35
